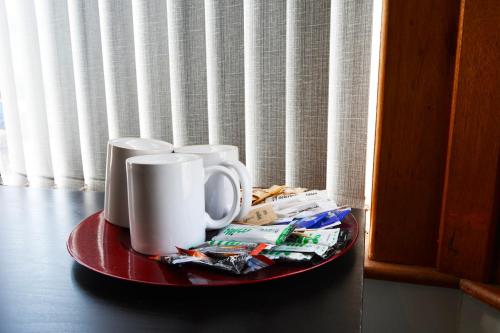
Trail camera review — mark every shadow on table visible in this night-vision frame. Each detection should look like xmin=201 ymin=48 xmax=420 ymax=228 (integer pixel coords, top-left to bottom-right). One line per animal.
xmin=71 ymin=248 xmax=358 ymax=315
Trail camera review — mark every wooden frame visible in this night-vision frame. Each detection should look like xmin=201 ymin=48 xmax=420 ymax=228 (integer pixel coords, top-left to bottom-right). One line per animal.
xmin=370 ymin=0 xmax=500 ymax=283
xmin=370 ymin=0 xmax=460 ymax=266
xmin=436 ymin=0 xmax=500 ymax=282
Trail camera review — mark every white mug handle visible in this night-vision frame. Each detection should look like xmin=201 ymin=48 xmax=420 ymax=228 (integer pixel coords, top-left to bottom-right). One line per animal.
xmin=204 ymin=165 xmax=241 ymax=230
xmin=220 ymin=160 xmax=251 ymax=220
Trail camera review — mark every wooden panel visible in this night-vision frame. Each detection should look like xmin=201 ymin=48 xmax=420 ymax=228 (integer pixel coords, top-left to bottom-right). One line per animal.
xmin=493 ymin=158 xmax=499 ymax=284
xmin=370 ymin=0 xmax=461 ymax=265
xmin=460 ymin=280 xmax=500 ymax=311
xmin=364 ymin=259 xmax=460 ymax=288
xmin=437 ymin=0 xmax=500 ymax=281
xmin=365 ymin=232 xmax=459 ymax=288
xmin=497 ymin=220 xmax=500 ymax=283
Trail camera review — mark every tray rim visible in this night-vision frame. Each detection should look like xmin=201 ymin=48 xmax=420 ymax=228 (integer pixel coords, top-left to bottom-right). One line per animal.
xmin=67 ymin=210 xmax=359 ymax=287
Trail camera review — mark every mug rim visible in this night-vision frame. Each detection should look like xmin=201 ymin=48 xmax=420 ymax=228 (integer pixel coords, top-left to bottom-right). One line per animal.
xmin=109 ymin=137 xmax=173 ymax=151
xmin=126 ymin=153 xmax=201 ymax=166
xmin=174 ymin=144 xmax=237 ymax=155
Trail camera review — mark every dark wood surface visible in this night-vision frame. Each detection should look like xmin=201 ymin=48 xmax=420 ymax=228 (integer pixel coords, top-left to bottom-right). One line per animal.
xmin=370 ymin=0 xmax=460 ymax=266
xmin=437 ymin=0 xmax=500 ymax=282
xmin=0 ymin=186 xmax=365 ymax=333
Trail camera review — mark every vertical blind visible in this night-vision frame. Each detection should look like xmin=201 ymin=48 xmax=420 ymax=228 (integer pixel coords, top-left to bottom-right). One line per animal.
xmin=0 ymin=0 xmax=373 ymax=208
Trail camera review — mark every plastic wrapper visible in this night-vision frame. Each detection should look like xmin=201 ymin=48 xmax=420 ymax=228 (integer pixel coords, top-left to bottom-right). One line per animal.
xmin=235 ymin=204 xmax=277 ymax=226
xmin=317 ymin=229 xmax=352 ymax=258
xmin=275 ymin=201 xmax=322 ymax=219
xmin=264 ymin=189 xmax=327 ymax=206
xmin=276 ymin=229 xmax=352 ymax=260
xmin=212 ymin=223 xmax=296 ymax=245
xmin=316 ymin=208 xmax=350 ymax=228
xmin=243 ymin=255 xmax=274 ymax=273
xmin=261 ymin=250 xmax=314 ymax=262
xmin=152 ymin=228 xmax=353 ymax=274
xmin=294 ymin=212 xmax=329 ymax=229
xmin=288 ymin=228 xmax=340 ymax=247
xmin=193 ymin=241 xmax=271 ymax=257
xmin=252 ymin=185 xmax=309 ymax=205
xmin=309 ymin=208 xmax=351 ymax=229
xmin=271 ymin=199 xmax=338 ymax=223
xmin=200 ymin=239 xmax=330 ymax=259
xmin=288 ymin=200 xmax=338 ymax=219
xmin=252 ymin=185 xmax=285 ymax=205
xmin=202 ymin=240 xmax=258 ymax=247
xmin=268 ymin=211 xmax=329 ymax=228
xmin=210 ymin=255 xmax=252 ymax=274
xmin=271 ymin=207 xmax=350 ymax=229
xmin=272 ymin=242 xmax=330 ymax=258
xmin=282 ymin=187 xmax=308 ymax=195
xmin=152 ymin=248 xmax=262 ymax=275
xmin=331 ymin=229 xmax=351 ymax=252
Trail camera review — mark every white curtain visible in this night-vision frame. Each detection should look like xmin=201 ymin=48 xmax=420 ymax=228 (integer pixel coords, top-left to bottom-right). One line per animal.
xmin=0 ymin=0 xmax=373 ymax=208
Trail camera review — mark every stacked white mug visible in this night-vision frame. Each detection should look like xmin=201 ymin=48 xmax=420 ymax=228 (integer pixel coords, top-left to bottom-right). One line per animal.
xmin=104 ymin=139 xmax=252 ymax=256
xmin=126 ymin=153 xmax=242 ymax=254
xmin=104 ymin=138 xmax=174 ymax=228
xmin=174 ymin=145 xmax=251 ymax=221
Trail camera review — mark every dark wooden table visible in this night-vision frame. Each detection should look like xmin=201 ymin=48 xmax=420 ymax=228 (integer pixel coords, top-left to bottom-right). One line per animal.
xmin=0 ymin=186 xmax=365 ymax=333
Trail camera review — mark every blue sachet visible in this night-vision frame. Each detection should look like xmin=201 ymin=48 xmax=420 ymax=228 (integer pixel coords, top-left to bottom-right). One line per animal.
xmin=314 ymin=208 xmax=351 ymax=228
xmin=295 ymin=211 xmax=329 ymax=229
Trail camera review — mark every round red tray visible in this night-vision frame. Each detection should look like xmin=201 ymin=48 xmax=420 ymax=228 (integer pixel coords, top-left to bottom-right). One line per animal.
xmin=67 ymin=211 xmax=359 ymax=286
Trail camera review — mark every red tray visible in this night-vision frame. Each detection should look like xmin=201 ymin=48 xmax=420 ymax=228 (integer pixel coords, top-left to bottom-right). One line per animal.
xmin=67 ymin=211 xmax=359 ymax=287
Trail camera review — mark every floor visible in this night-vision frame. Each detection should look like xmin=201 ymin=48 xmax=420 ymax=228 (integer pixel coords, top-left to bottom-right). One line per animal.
xmin=362 ymin=278 xmax=500 ymax=333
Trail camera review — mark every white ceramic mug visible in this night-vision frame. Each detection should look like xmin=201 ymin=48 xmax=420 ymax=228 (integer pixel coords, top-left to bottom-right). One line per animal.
xmin=174 ymin=145 xmax=251 ymax=221
xmin=104 ymin=137 xmax=173 ymax=228
xmin=126 ymin=153 xmax=241 ymax=255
